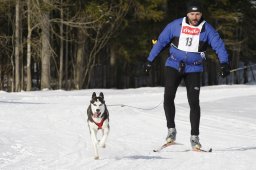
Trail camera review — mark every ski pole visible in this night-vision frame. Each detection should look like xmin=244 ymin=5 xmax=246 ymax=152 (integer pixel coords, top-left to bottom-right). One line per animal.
xmin=230 ymin=63 xmax=256 ymax=73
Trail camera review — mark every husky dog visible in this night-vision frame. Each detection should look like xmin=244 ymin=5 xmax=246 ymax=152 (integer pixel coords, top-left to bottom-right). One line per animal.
xmin=87 ymin=92 xmax=109 ymax=160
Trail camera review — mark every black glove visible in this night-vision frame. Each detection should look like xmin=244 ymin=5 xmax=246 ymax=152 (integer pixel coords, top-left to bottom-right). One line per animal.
xmin=144 ymin=61 xmax=152 ymax=73
xmin=220 ymin=63 xmax=230 ymax=78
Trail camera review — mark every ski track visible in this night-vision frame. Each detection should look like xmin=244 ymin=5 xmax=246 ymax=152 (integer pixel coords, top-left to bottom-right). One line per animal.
xmin=0 ymin=86 xmax=256 ymax=169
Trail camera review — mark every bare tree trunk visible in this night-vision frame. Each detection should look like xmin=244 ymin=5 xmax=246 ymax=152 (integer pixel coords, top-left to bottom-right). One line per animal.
xmin=11 ymin=53 xmax=15 ymax=92
xmin=15 ymin=0 xmax=21 ymax=92
xmin=20 ymin=2 xmax=24 ymax=91
xmin=59 ymin=0 xmax=64 ymax=89
xmin=26 ymin=0 xmax=32 ymax=91
xmin=40 ymin=7 xmax=51 ymax=89
xmin=20 ymin=34 xmax=24 ymax=90
xmin=65 ymin=26 xmax=69 ymax=90
xmin=74 ymin=29 xmax=85 ymax=89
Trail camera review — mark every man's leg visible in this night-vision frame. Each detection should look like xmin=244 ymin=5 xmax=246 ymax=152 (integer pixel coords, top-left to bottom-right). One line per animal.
xmin=164 ymin=67 xmax=182 ymax=129
xmin=184 ymin=72 xmax=201 ymax=136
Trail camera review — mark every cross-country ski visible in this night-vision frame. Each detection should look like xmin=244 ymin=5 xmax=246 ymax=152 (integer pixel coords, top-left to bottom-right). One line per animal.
xmin=153 ymin=142 xmax=175 ymax=152
xmin=153 ymin=142 xmax=212 ymax=153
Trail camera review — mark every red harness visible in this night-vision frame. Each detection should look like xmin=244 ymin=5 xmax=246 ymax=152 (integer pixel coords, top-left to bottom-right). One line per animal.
xmin=92 ymin=110 xmax=109 ymax=129
xmin=92 ymin=118 xmax=107 ymax=129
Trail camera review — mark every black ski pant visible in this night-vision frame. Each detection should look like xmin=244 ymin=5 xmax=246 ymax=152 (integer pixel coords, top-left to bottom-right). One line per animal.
xmin=164 ymin=67 xmax=201 ymax=136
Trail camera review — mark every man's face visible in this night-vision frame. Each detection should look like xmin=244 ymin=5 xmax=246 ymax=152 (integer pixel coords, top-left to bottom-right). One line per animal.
xmin=187 ymin=12 xmax=202 ymax=26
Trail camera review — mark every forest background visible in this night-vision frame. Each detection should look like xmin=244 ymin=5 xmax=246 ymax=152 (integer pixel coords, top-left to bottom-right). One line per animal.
xmin=0 ymin=0 xmax=256 ymax=92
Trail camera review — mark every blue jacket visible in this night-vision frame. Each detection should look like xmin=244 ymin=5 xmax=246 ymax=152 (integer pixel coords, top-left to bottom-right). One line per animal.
xmin=147 ymin=17 xmax=229 ymax=73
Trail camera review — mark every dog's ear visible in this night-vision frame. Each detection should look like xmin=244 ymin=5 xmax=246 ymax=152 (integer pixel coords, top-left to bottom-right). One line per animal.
xmin=91 ymin=92 xmax=96 ymax=103
xmin=92 ymin=92 xmax=96 ymax=98
xmin=99 ymin=92 xmax=104 ymax=99
xmin=99 ymin=92 xmax=105 ymax=104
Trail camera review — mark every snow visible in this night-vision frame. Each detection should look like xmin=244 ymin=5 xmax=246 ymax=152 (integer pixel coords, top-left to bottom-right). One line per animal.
xmin=0 ymin=85 xmax=256 ymax=170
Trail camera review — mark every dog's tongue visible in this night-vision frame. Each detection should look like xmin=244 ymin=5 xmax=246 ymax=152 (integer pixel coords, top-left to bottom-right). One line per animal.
xmin=93 ymin=112 xmax=101 ymax=118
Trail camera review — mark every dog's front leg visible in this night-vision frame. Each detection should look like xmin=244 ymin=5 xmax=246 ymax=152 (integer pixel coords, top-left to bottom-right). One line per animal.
xmin=90 ymin=128 xmax=99 ymax=159
xmin=99 ymin=127 xmax=109 ymax=148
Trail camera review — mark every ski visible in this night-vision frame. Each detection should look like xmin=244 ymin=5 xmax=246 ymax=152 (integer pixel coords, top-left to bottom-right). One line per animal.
xmin=153 ymin=142 xmax=175 ymax=152
xmin=153 ymin=142 xmax=212 ymax=153
xmin=193 ymin=148 xmax=212 ymax=152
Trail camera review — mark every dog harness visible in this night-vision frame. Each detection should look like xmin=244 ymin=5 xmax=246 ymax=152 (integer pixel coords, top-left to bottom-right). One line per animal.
xmin=92 ymin=118 xmax=108 ymax=129
xmin=92 ymin=110 xmax=109 ymax=129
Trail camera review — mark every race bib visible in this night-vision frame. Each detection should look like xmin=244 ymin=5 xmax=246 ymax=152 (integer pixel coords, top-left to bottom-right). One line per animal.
xmin=177 ymin=17 xmax=205 ymax=52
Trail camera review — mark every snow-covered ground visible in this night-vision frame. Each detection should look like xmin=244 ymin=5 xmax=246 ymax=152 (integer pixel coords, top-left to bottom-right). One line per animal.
xmin=0 ymin=85 xmax=256 ymax=170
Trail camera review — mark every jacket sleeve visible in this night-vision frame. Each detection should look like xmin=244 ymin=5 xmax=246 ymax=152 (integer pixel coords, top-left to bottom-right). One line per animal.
xmin=206 ymin=23 xmax=229 ymax=64
xmin=147 ymin=22 xmax=174 ymax=62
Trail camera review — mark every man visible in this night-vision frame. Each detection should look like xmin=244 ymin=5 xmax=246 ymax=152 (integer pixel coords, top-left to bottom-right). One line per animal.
xmin=145 ymin=2 xmax=230 ymax=150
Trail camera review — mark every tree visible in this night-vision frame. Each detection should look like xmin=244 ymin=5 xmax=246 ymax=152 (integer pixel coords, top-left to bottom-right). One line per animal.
xmin=40 ymin=0 xmax=51 ymax=89
xmin=1 ymin=0 xmax=256 ymax=91
xmin=59 ymin=0 xmax=64 ymax=89
xmin=0 ymin=0 xmax=16 ymax=91
xmin=108 ymin=0 xmax=166 ymax=87
xmin=15 ymin=0 xmax=21 ymax=91
xmin=26 ymin=0 xmax=32 ymax=91
xmin=206 ymin=0 xmax=256 ymax=84
xmin=57 ymin=0 xmax=131 ymax=89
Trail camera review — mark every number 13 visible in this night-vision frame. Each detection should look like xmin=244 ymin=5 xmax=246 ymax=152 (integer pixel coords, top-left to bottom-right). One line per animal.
xmin=186 ymin=37 xmax=193 ymax=46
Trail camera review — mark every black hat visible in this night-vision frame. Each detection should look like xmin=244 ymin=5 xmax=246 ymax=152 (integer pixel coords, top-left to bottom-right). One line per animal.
xmin=186 ymin=2 xmax=202 ymax=13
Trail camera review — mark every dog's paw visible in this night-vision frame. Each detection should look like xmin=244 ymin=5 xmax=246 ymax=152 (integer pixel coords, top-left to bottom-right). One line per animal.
xmin=94 ymin=156 xmax=99 ymax=160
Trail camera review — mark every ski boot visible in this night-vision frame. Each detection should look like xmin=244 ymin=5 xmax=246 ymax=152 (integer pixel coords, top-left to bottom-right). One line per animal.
xmin=190 ymin=135 xmax=202 ymax=150
xmin=166 ymin=128 xmax=176 ymax=143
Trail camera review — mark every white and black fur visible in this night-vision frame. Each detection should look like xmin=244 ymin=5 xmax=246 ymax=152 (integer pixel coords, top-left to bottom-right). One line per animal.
xmin=87 ymin=92 xmax=109 ymax=160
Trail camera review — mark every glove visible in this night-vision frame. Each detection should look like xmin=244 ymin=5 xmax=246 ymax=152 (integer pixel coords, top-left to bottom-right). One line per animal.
xmin=220 ymin=63 xmax=230 ymax=78
xmin=144 ymin=61 xmax=152 ymax=73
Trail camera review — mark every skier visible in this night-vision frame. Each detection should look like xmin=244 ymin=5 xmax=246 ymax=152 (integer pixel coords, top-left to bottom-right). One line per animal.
xmin=145 ymin=1 xmax=230 ymax=150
